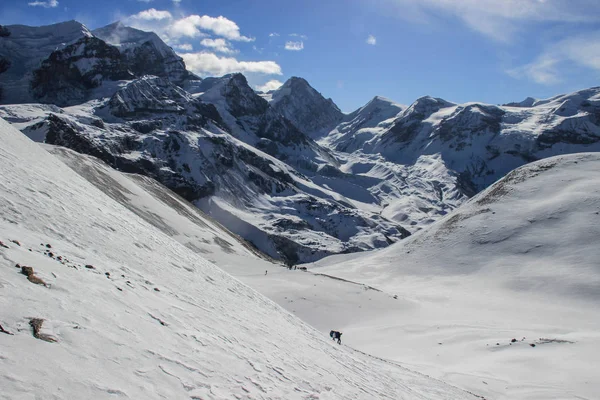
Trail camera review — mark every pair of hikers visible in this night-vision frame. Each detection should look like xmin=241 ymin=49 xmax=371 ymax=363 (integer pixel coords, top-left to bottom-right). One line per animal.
xmin=330 ymin=330 xmax=342 ymax=344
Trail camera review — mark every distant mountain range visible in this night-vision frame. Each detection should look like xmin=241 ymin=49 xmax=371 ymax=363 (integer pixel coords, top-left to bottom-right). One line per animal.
xmin=1 ymin=20 xmax=599 ymax=264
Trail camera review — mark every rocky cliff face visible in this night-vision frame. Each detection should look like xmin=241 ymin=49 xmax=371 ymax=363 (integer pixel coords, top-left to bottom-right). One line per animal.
xmin=93 ymin=22 xmax=192 ymax=85
xmin=269 ymin=77 xmax=343 ymax=138
xmin=31 ymin=36 xmax=134 ymax=106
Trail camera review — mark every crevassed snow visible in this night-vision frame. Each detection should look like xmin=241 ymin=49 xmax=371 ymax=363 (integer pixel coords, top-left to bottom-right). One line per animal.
xmin=0 ymin=117 xmax=477 ymax=399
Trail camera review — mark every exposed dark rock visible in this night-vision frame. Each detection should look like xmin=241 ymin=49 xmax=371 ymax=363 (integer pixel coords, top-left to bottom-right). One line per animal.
xmin=29 ymin=318 xmax=57 ymax=342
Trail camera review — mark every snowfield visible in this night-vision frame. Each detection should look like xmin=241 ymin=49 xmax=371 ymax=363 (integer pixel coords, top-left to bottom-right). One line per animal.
xmin=305 ymin=153 xmax=600 ymax=400
xmin=0 ymin=117 xmax=479 ymax=399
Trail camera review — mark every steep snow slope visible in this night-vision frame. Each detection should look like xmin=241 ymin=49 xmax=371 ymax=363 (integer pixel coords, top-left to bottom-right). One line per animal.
xmin=0 ymin=118 xmax=478 ymax=399
xmin=307 ymin=153 xmax=600 ymax=400
xmin=45 ymin=144 xmax=269 ymax=265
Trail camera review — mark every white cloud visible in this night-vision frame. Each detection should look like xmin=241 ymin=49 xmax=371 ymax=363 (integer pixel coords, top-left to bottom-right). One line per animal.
xmin=366 ymin=34 xmax=377 ymax=45
xmin=269 ymin=32 xmax=280 ymax=37
xmin=507 ymin=32 xmax=600 ymax=84
xmin=174 ymin=43 xmax=193 ymax=51
xmin=384 ymin=0 xmax=600 ymax=42
xmin=128 ymin=8 xmax=172 ymax=21
xmin=170 ymin=15 xmax=253 ymax=41
xmin=255 ymin=80 xmax=284 ymax=92
xmin=200 ymin=38 xmax=236 ymax=54
xmin=180 ymin=52 xmax=282 ymax=77
xmin=172 ymin=0 xmax=181 ymax=3
xmin=284 ymin=41 xmax=304 ymax=51
xmin=124 ymin=10 xmax=254 ymax=42
xmin=28 ymin=0 xmax=58 ymax=7
xmin=137 ymin=0 xmax=153 ymax=2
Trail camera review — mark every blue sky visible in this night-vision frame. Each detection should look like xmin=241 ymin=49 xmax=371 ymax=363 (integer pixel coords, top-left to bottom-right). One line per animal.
xmin=1 ymin=0 xmax=599 ymax=112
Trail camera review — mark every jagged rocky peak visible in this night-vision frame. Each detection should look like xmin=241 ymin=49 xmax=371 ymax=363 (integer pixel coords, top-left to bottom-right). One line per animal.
xmin=93 ymin=22 xmax=190 ymax=84
xmin=107 ymin=76 xmax=195 ymax=117
xmin=203 ymin=73 xmax=270 ymax=117
xmin=31 ymin=36 xmax=133 ymax=106
xmin=270 ymin=76 xmax=343 ymax=137
xmin=106 ymin=75 xmax=223 ymax=130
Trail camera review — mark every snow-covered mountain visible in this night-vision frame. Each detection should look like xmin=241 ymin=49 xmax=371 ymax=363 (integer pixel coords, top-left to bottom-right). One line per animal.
xmin=0 ymin=73 xmax=409 ymax=264
xmin=92 ymin=22 xmax=192 ymax=85
xmin=335 ymin=88 xmax=600 ymax=191
xmin=0 ymin=20 xmax=92 ymax=104
xmin=2 ymin=19 xmax=600 ymax=265
xmin=0 ymin=117 xmax=480 ymax=399
xmin=0 ymin=21 xmax=194 ymax=106
xmin=268 ymin=76 xmax=343 ymax=138
xmin=308 ymin=153 xmax=600 ymax=399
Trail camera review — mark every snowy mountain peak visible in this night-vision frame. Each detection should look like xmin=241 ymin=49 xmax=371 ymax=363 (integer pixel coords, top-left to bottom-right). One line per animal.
xmin=92 ymin=22 xmax=189 ymax=84
xmin=504 ymin=96 xmax=538 ymax=107
xmin=269 ymin=76 xmax=343 ymax=138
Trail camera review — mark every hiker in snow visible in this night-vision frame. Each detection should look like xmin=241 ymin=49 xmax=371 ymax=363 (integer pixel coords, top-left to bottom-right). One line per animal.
xmin=265 ymin=270 xmax=267 ymax=275
xmin=330 ymin=330 xmax=342 ymax=345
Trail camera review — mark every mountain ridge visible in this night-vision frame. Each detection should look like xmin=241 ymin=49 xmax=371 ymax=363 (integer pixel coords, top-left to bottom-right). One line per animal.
xmin=1 ymin=19 xmax=600 ymax=264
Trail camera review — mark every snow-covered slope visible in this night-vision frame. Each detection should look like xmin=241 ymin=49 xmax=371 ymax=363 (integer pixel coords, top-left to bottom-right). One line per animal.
xmin=0 ymin=117 xmax=479 ymax=399
xmin=45 ymin=144 xmax=269 ymax=265
xmin=323 ymin=95 xmax=405 ymax=152
xmin=307 ymin=153 xmax=600 ymax=399
xmin=269 ymin=77 xmax=343 ymax=138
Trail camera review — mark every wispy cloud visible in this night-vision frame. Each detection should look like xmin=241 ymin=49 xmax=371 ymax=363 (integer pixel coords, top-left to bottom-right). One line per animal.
xmin=284 ymin=41 xmax=304 ymax=51
xmin=384 ymin=0 xmax=600 ymax=42
xmin=289 ymin=33 xmax=308 ymax=40
xmin=180 ymin=52 xmax=282 ymax=76
xmin=507 ymin=31 xmax=600 ymax=84
xmin=137 ymin=0 xmax=153 ymax=3
xmin=269 ymin=32 xmax=280 ymax=37
xmin=255 ymin=80 xmax=284 ymax=92
xmin=28 ymin=0 xmax=58 ymax=7
xmin=174 ymin=43 xmax=193 ymax=51
xmin=366 ymin=34 xmax=376 ymax=45
xmin=200 ymin=38 xmax=236 ymax=54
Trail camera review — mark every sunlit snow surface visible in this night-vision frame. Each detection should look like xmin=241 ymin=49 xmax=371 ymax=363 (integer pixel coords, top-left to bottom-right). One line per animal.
xmin=0 ymin=118 xmax=476 ymax=399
